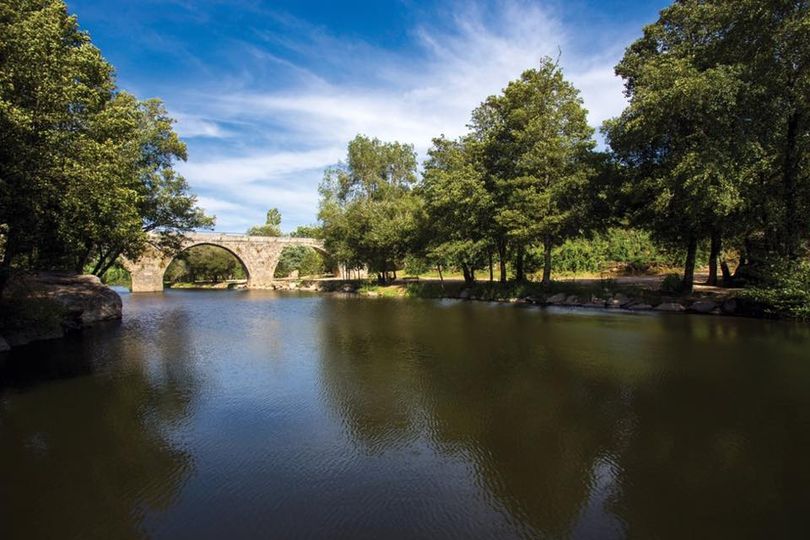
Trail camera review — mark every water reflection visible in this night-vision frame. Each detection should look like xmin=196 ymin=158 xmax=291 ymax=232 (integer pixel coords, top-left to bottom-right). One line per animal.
xmin=318 ymin=299 xmax=810 ymax=538
xmin=0 ymin=305 xmax=199 ymax=540
xmin=2 ymin=293 xmax=809 ymax=539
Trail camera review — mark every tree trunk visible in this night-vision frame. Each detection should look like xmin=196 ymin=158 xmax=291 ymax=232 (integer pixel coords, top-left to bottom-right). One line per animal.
xmin=707 ymin=230 xmax=721 ymax=286
xmin=497 ymin=240 xmax=507 ymax=284
xmin=720 ymin=259 xmax=732 ymax=287
xmin=461 ymin=263 xmax=474 ymax=285
xmin=683 ymin=236 xmax=698 ymax=294
xmin=783 ymin=110 xmax=800 ymax=259
xmin=437 ymin=264 xmax=444 ymax=287
xmin=542 ymin=237 xmax=552 ymax=286
xmin=515 ymin=245 xmax=525 ymax=282
xmin=488 ymin=252 xmax=494 ymax=282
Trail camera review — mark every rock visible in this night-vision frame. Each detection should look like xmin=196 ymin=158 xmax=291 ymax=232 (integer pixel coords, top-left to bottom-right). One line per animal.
xmin=606 ymin=298 xmax=623 ymax=308
xmin=628 ymin=303 xmax=653 ymax=311
xmin=459 ymin=289 xmax=471 ymax=300
xmin=341 ymin=284 xmax=355 ymax=293
xmin=547 ymin=293 xmax=567 ymax=305
xmin=689 ymin=299 xmax=718 ymax=314
xmin=364 ymin=291 xmax=379 ymax=298
xmin=655 ymin=302 xmax=685 ymax=312
xmin=722 ymin=299 xmax=738 ymax=314
xmin=4 ymin=272 xmax=122 ymax=326
xmin=564 ymin=295 xmax=581 ymax=306
xmin=0 ymin=336 xmax=9 ymax=353
xmin=614 ymin=293 xmax=631 ymax=306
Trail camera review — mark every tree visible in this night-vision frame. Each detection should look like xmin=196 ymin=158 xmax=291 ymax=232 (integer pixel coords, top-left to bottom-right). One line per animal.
xmin=87 ymin=97 xmax=214 ymax=277
xmin=247 ymin=208 xmax=282 ymax=236
xmin=319 ymin=135 xmax=420 ymax=282
xmin=419 ymin=136 xmax=493 ymax=284
xmin=470 ymin=58 xmax=599 ymax=284
xmin=0 ymin=0 xmax=213 ymax=287
xmin=605 ymin=0 xmax=810 ymax=291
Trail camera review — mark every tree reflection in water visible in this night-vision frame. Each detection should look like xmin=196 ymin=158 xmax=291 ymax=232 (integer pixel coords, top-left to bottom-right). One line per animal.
xmin=0 ymin=309 xmax=199 ymax=540
xmin=318 ymin=299 xmax=810 ymax=539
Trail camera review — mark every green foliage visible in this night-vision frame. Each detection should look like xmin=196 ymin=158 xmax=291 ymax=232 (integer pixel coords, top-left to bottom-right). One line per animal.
xmin=164 ymin=246 xmax=246 ymax=284
xmin=467 ymin=58 xmax=603 ymax=282
xmin=290 ymin=224 xmax=323 ymax=238
xmin=100 ymin=263 xmax=131 ymax=287
xmin=247 ymin=208 xmax=282 ymax=237
xmin=605 ymin=0 xmax=810 ymax=291
xmin=736 ymin=261 xmax=810 ymax=319
xmin=319 ymin=135 xmax=420 ymax=282
xmin=418 ymin=136 xmax=493 ymax=283
xmin=0 ymin=1 xmax=213 ymax=282
xmin=547 ymin=228 xmax=680 ymax=274
xmin=274 ymin=246 xmax=324 ymax=278
xmin=660 ymin=273 xmax=685 ymax=295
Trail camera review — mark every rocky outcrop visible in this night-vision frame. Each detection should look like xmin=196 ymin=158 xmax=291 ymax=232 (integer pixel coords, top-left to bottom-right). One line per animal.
xmin=0 ymin=272 xmax=122 ymax=349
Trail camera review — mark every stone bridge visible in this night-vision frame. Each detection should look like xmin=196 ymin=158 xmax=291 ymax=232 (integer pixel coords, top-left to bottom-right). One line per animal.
xmin=121 ymin=232 xmax=328 ymax=292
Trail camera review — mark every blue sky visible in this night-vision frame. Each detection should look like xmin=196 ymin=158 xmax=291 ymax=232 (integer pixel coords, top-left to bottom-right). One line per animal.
xmin=67 ymin=0 xmax=669 ymax=232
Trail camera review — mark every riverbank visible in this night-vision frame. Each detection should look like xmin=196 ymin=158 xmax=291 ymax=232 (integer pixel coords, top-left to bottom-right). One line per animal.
xmin=302 ymin=278 xmax=793 ymax=319
xmin=0 ymin=273 xmax=122 ymax=352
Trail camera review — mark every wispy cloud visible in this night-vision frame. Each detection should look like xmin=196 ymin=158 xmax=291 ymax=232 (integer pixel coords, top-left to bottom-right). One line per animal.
xmin=169 ymin=1 xmax=631 ymax=231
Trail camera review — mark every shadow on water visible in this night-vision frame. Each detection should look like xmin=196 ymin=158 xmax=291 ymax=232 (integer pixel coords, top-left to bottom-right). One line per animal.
xmin=0 ymin=303 xmax=200 ymax=540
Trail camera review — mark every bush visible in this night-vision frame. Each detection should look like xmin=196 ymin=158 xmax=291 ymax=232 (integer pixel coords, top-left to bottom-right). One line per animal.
xmin=736 ymin=260 xmax=810 ymax=319
xmin=546 ymin=228 xmax=684 ymax=275
xmin=660 ymin=273 xmax=684 ymax=294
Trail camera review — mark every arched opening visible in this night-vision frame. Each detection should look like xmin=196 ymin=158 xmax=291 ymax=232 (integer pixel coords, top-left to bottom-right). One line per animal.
xmin=100 ymin=262 xmax=132 ymax=289
xmin=274 ymin=245 xmax=327 ymax=279
xmin=164 ymin=243 xmax=249 ymax=289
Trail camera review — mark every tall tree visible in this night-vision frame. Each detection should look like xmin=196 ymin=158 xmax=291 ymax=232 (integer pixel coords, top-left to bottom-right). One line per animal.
xmin=0 ymin=0 xmax=212 ymax=284
xmin=319 ymin=135 xmax=419 ymax=282
xmin=605 ymin=0 xmax=809 ymax=291
xmin=419 ymin=136 xmax=493 ymax=284
xmin=471 ymin=58 xmax=598 ymax=284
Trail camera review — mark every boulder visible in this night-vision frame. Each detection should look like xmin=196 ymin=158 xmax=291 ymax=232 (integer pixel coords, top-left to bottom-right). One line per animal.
xmin=4 ymin=272 xmax=122 ymax=326
xmin=547 ymin=293 xmax=567 ymax=305
xmin=689 ymin=299 xmax=718 ymax=314
xmin=721 ymin=299 xmax=738 ymax=314
xmin=655 ymin=302 xmax=685 ymax=312
xmin=459 ymin=288 xmax=471 ymax=300
xmin=341 ymin=284 xmax=355 ymax=293
xmin=564 ymin=295 xmax=581 ymax=306
xmin=628 ymin=303 xmax=653 ymax=311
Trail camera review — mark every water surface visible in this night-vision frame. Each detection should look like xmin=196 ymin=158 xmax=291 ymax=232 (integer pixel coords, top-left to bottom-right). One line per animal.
xmin=2 ymin=290 xmax=809 ymax=539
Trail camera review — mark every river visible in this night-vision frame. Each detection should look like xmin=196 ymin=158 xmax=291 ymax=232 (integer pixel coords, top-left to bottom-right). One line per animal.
xmin=1 ymin=290 xmax=809 ymax=539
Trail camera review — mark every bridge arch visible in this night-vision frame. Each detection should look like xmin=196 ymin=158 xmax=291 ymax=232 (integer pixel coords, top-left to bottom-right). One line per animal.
xmin=164 ymin=242 xmax=250 ymax=285
xmin=121 ymin=233 xmax=329 ymax=292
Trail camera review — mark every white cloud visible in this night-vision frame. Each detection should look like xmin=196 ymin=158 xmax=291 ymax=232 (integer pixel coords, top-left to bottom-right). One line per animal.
xmin=169 ymin=1 xmax=630 ymax=231
xmin=173 ymin=112 xmax=231 ymax=138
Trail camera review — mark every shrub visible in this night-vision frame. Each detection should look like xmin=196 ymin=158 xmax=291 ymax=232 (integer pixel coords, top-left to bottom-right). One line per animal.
xmin=660 ymin=273 xmax=684 ymax=294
